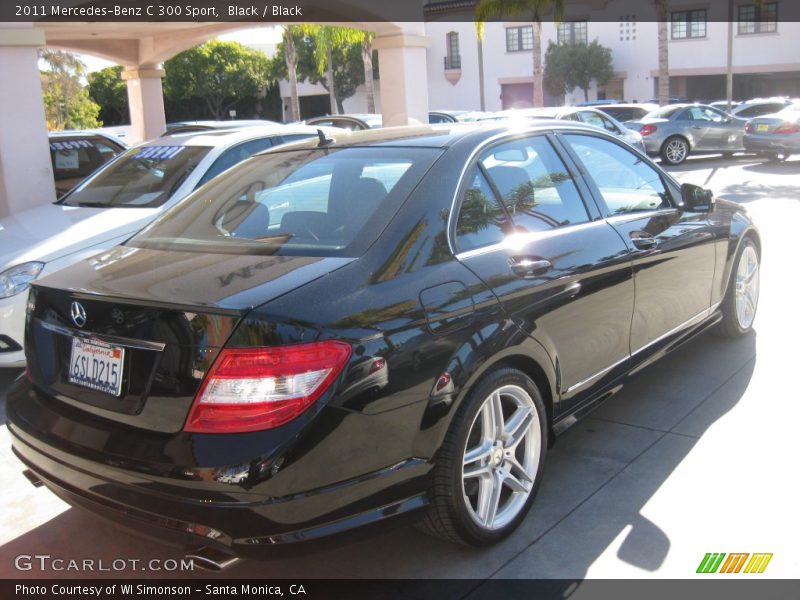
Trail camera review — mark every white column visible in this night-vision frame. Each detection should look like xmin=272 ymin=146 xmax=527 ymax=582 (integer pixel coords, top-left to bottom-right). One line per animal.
xmin=374 ymin=31 xmax=431 ymax=126
xmin=122 ymin=65 xmax=166 ymax=143
xmin=0 ymin=26 xmax=56 ymax=217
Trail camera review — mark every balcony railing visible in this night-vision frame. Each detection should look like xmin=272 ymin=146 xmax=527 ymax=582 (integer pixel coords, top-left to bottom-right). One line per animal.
xmin=444 ymin=55 xmax=461 ymax=70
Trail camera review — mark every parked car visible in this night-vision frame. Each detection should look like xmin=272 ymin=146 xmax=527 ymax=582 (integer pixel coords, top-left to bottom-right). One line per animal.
xmin=0 ymin=125 xmax=339 ymax=368
xmin=162 ymin=120 xmax=281 ymax=136
xmin=646 ymin=96 xmax=691 ymax=105
xmin=482 ymin=106 xmax=645 ymax=152
xmin=624 ymin=104 xmax=747 ymax=165
xmin=743 ymin=103 xmax=800 ymax=161
xmin=709 ymin=100 xmax=742 ymax=112
xmin=593 ymin=103 xmax=659 ymax=123
xmin=305 ymin=114 xmax=383 ymax=130
xmin=49 ymin=131 xmax=127 ymax=197
xmin=731 ymin=97 xmax=800 ymax=120
xmin=429 ymin=110 xmax=487 ymax=124
xmin=574 ymin=99 xmax=621 ymax=106
xmin=6 ymin=121 xmax=760 ymax=559
xmin=304 ymin=114 xmax=422 ymax=130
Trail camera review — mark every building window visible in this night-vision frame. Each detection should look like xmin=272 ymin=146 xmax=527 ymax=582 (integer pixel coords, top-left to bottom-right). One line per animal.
xmin=671 ymin=9 xmax=707 ymax=39
xmin=557 ymin=21 xmax=588 ymax=44
xmin=506 ymin=26 xmax=533 ymax=52
xmin=445 ymin=31 xmax=461 ymax=69
xmin=738 ymin=2 xmax=778 ymax=34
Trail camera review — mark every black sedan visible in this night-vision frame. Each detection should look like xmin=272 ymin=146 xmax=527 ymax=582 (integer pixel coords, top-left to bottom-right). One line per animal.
xmin=7 ymin=122 xmax=760 ymax=560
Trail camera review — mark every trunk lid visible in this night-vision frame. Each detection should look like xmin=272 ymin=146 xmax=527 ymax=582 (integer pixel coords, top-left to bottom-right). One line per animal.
xmin=26 ymin=246 xmax=353 ymax=433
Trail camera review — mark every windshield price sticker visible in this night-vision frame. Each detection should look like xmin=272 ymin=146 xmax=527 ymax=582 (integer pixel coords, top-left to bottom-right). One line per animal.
xmin=133 ymin=146 xmax=185 ymax=160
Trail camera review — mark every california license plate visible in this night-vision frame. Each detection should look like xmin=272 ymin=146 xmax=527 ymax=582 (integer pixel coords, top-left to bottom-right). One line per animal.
xmin=68 ymin=338 xmax=124 ymax=396
xmin=757 ymin=124 xmax=770 ymax=132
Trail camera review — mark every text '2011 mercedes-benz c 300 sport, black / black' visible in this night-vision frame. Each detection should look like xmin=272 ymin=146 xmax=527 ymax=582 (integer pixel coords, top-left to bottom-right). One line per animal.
xmin=6 ymin=123 xmax=760 ymax=558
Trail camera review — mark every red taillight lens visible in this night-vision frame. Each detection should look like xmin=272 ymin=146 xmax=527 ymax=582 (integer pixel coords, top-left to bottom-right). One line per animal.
xmin=774 ymin=122 xmax=800 ymax=134
xmin=185 ymin=341 xmax=352 ymax=433
xmin=745 ymin=120 xmax=753 ymax=133
xmin=640 ymin=124 xmax=657 ymax=136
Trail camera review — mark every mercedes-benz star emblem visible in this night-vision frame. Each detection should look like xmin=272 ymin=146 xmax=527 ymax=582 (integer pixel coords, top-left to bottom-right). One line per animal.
xmin=70 ymin=301 xmax=87 ymax=328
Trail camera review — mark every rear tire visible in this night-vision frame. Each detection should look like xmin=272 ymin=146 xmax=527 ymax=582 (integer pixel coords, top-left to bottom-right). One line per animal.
xmin=660 ymin=136 xmax=690 ymax=165
xmin=417 ymin=367 xmax=547 ymax=546
xmin=716 ymin=238 xmax=760 ymax=338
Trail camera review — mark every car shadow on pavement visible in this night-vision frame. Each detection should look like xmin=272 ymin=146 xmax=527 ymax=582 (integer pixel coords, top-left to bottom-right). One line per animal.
xmin=0 ymin=331 xmax=757 ymax=588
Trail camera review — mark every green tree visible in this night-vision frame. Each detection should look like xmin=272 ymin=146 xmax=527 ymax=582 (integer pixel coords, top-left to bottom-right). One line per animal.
xmin=164 ymin=40 xmax=271 ymax=120
xmin=269 ymin=30 xmax=375 ymax=116
xmin=475 ymin=0 xmax=565 ymax=107
xmin=543 ymin=40 xmax=614 ymax=102
xmin=39 ymin=49 xmax=101 ymax=130
xmin=87 ymin=65 xmax=129 ymax=125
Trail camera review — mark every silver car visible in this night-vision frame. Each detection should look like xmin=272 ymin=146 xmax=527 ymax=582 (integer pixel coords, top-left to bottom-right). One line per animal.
xmin=743 ymin=103 xmax=800 ymax=162
xmin=481 ymin=106 xmax=646 ymax=152
xmin=624 ymin=104 xmax=747 ymax=165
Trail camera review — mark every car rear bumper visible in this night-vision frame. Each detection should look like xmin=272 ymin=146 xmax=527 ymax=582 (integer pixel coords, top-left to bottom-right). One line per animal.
xmin=744 ymin=134 xmax=800 ymax=154
xmin=6 ymin=378 xmax=431 ymax=556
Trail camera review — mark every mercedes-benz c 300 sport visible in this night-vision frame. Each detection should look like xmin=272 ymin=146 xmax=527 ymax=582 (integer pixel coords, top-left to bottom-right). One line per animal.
xmin=7 ymin=123 xmax=760 ymax=560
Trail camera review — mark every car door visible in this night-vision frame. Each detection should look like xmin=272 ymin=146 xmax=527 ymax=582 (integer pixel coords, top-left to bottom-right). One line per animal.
xmin=560 ymin=133 xmax=716 ymax=358
xmin=453 ymin=133 xmax=635 ymax=414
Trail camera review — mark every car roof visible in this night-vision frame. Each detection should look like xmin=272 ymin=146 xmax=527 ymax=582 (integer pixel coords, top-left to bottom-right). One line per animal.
xmin=151 ymin=125 xmax=343 ymax=147
xmin=252 ymin=121 xmax=613 ymax=153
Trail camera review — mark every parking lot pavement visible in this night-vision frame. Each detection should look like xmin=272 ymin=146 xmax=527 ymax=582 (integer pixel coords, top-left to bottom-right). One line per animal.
xmin=1 ymin=154 xmax=798 ymax=581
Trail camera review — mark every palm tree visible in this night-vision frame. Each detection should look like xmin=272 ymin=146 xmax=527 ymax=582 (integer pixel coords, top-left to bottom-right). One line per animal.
xmin=302 ymin=25 xmax=365 ymax=115
xmin=282 ymin=25 xmax=302 ymax=121
xmin=655 ymin=0 xmax=670 ymax=106
xmin=475 ymin=0 xmax=565 ymax=108
xmin=359 ymin=31 xmax=377 ymax=114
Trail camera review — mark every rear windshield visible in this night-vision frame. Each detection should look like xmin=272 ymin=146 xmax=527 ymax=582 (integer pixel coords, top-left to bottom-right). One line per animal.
xmin=60 ymin=145 xmax=211 ymax=208
xmin=129 ymin=146 xmax=441 ymax=257
xmin=50 ymin=136 xmax=124 ymax=181
xmin=644 ymin=105 xmax=683 ymax=119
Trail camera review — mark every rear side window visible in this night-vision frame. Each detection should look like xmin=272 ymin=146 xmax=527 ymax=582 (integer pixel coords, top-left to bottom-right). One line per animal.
xmin=455 ymin=170 xmax=510 ymax=252
xmin=130 ymin=147 xmax=441 ymax=257
xmin=481 ymin=136 xmax=590 ymax=231
xmin=565 ymin=134 xmax=671 ymax=215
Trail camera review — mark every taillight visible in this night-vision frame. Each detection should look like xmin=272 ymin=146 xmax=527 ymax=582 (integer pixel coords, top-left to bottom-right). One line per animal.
xmin=774 ymin=122 xmax=800 ymax=134
xmin=745 ymin=120 xmax=753 ymax=133
xmin=640 ymin=124 xmax=657 ymax=136
xmin=185 ymin=341 xmax=352 ymax=433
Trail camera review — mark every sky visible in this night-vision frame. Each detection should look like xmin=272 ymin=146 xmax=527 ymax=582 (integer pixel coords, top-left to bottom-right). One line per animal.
xmin=77 ymin=25 xmax=285 ymax=72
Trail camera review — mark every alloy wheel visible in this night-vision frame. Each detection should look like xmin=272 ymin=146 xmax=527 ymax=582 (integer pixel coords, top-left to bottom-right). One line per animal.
xmin=665 ymin=139 xmax=688 ymax=164
xmin=461 ymin=384 xmax=541 ymax=530
xmin=734 ymin=244 xmax=760 ymax=329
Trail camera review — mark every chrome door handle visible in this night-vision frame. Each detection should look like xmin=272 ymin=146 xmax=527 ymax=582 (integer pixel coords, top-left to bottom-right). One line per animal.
xmin=631 ymin=235 xmax=657 ymax=250
xmin=510 ymin=257 xmax=552 ymax=278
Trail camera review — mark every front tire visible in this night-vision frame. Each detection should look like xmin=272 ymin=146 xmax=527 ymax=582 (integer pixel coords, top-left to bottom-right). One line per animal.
xmin=660 ymin=136 xmax=690 ymax=165
xmin=417 ymin=367 xmax=547 ymax=546
xmin=717 ymin=238 xmax=760 ymax=338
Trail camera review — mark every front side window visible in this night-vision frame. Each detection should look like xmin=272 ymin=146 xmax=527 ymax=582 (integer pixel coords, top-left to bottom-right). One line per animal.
xmin=60 ymin=145 xmax=211 ymax=208
xmin=579 ymin=111 xmax=620 ymax=134
xmin=130 ymin=147 xmax=441 ymax=257
xmin=738 ymin=2 xmax=778 ymax=34
xmin=557 ymin=21 xmax=588 ymax=44
xmin=481 ymin=136 xmax=589 ymax=231
xmin=506 ymin=26 xmax=533 ymax=52
xmin=682 ymin=106 xmax=726 ymax=123
xmin=564 ymin=134 xmax=671 ymax=215
xmin=671 ymin=9 xmax=707 ymax=39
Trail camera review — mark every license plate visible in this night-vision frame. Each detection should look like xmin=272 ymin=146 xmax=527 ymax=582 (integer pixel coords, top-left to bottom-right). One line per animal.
xmin=757 ymin=124 xmax=770 ymax=132
xmin=68 ymin=338 xmax=124 ymax=396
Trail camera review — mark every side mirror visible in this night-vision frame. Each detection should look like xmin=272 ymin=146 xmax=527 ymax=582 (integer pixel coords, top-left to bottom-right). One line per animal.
xmin=681 ymin=183 xmax=715 ymax=212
